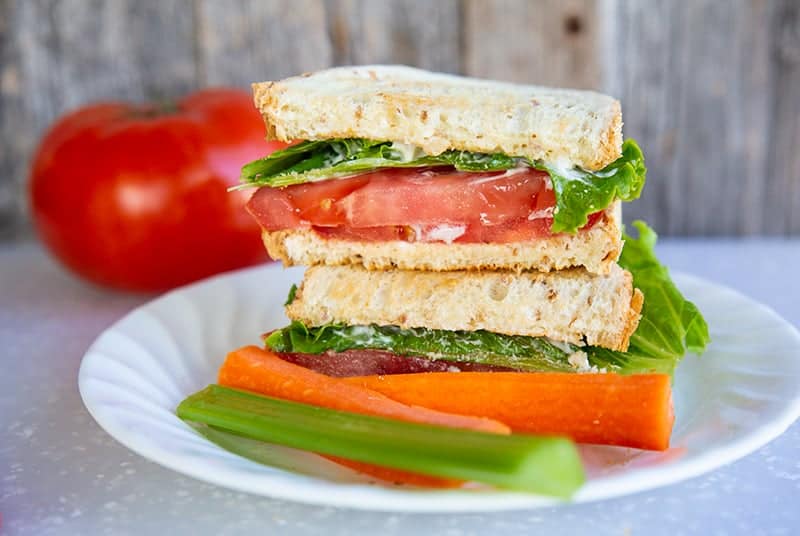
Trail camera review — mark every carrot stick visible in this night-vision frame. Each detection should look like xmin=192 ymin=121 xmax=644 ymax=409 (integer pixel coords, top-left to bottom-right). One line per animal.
xmin=344 ymin=372 xmax=674 ymax=451
xmin=325 ymin=457 xmax=463 ymax=488
xmin=217 ymin=346 xmax=509 ymax=486
xmin=219 ymin=346 xmax=509 ymax=433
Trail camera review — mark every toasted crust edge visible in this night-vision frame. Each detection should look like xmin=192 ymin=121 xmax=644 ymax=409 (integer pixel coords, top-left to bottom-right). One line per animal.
xmin=618 ymin=288 xmax=645 ymax=352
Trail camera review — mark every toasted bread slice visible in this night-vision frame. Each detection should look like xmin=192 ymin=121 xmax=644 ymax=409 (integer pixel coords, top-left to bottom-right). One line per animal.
xmin=253 ymin=65 xmax=622 ymax=171
xmin=263 ymin=202 xmax=622 ymax=275
xmin=286 ymin=264 xmax=643 ymax=351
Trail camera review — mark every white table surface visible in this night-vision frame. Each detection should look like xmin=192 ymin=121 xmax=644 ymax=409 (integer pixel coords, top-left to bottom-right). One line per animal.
xmin=2 ymin=239 xmax=799 ymax=535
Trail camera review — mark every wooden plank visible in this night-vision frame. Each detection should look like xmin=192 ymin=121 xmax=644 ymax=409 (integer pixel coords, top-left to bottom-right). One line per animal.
xmin=1 ymin=0 xmax=798 ymax=238
xmin=196 ymin=0 xmax=332 ymax=87
xmin=765 ymin=0 xmax=800 ymax=234
xmin=325 ymin=0 xmax=460 ymax=73
xmin=0 ymin=0 xmax=27 ymax=240
xmin=18 ymin=0 xmax=196 ymax=135
xmin=462 ymin=0 xmax=600 ymax=88
xmin=1 ymin=0 xmax=196 ymax=239
xmin=602 ymin=0 xmax=774 ymax=236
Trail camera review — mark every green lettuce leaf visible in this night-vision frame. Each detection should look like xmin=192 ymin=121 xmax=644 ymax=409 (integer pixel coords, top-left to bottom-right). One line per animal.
xmin=616 ymin=220 xmax=710 ymax=361
xmin=284 ymin=284 xmax=298 ymax=306
xmin=238 ymin=139 xmax=516 ymax=188
xmin=585 ymin=220 xmax=710 ymax=375
xmin=238 ymin=139 xmax=646 ymax=233
xmin=265 ymin=321 xmax=578 ymax=373
xmin=545 ymin=140 xmax=646 ymax=233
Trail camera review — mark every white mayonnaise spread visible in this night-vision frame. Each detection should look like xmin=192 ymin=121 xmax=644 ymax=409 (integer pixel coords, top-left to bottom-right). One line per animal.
xmin=344 ymin=325 xmax=396 ymax=347
xmin=528 ymin=207 xmax=554 ymax=220
xmin=567 ymin=350 xmax=605 ymax=373
xmin=546 ymin=338 xmax=575 ymax=354
xmin=425 ymin=224 xmax=467 ymax=243
xmin=466 ymin=166 xmax=530 ymax=185
xmin=410 ymin=224 xmax=467 ymax=244
xmin=546 ymin=338 xmax=605 ymax=374
xmin=548 ymin=157 xmax=585 ymax=181
xmin=389 ymin=142 xmax=426 ymax=162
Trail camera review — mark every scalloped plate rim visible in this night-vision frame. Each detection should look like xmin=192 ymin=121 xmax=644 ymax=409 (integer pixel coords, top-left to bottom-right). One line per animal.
xmin=78 ymin=265 xmax=800 ymax=512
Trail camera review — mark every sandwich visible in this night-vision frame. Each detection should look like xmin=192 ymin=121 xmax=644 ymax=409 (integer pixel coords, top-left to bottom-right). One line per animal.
xmin=240 ymin=65 xmax=705 ymax=371
xmin=177 ymin=66 xmax=710 ymax=495
xmin=242 ymin=66 xmax=639 ymax=275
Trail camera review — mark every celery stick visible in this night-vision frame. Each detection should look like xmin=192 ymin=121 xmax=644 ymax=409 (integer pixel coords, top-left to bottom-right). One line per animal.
xmin=176 ymin=385 xmax=585 ymax=498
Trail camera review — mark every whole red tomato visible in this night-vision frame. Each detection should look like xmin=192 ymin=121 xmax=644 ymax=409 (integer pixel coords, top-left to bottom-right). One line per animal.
xmin=29 ymin=88 xmax=285 ymax=292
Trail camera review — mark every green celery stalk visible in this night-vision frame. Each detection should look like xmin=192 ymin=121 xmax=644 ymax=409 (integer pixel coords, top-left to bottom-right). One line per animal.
xmin=177 ymin=385 xmax=585 ymax=498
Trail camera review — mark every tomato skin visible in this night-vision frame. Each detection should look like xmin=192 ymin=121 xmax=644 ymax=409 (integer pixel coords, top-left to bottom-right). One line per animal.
xmin=29 ymin=89 xmax=285 ymax=292
xmin=248 ymin=167 xmax=553 ymax=232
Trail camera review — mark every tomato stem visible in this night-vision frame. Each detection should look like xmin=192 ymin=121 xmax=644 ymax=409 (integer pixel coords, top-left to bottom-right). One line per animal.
xmin=131 ymin=99 xmax=181 ymax=118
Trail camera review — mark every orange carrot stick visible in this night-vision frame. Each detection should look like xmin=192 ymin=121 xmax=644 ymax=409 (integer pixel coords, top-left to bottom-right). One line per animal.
xmin=344 ymin=372 xmax=674 ymax=451
xmin=326 ymin=457 xmax=463 ymax=488
xmin=217 ymin=347 xmax=509 ymax=486
xmin=218 ymin=346 xmax=509 ymax=433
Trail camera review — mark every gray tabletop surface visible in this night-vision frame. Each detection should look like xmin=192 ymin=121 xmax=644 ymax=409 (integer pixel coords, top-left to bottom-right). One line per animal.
xmin=2 ymin=239 xmax=799 ymax=536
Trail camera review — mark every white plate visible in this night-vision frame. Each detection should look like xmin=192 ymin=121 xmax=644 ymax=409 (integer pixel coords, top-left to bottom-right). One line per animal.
xmin=78 ymin=264 xmax=800 ymax=512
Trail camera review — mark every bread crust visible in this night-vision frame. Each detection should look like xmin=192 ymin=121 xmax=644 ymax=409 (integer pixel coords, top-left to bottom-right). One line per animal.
xmin=253 ymin=65 xmax=623 ymax=171
xmin=287 ymin=264 xmax=642 ymax=351
xmin=262 ymin=202 xmax=622 ymax=275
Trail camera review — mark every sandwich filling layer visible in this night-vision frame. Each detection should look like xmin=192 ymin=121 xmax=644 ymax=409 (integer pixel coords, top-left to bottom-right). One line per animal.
xmin=268 ymin=323 xmax=616 ymax=374
xmin=240 ymin=138 xmax=646 ymax=236
xmin=247 ymin=166 xmax=602 ymax=244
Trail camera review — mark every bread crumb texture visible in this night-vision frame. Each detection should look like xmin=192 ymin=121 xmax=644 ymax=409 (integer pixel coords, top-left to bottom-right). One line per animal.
xmin=287 ymin=263 xmax=642 ymax=351
xmin=253 ymin=65 xmax=622 ymax=170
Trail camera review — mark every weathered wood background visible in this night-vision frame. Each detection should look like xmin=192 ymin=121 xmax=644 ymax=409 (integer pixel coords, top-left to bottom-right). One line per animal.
xmin=1 ymin=0 xmax=798 ymax=239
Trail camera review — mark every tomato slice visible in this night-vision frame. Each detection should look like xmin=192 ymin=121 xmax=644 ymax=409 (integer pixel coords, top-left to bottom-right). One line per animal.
xmin=276 ymin=349 xmax=512 ymax=377
xmin=246 ymin=167 xmax=598 ymax=244
xmin=340 ymin=168 xmax=548 ymax=227
xmin=248 ymin=175 xmax=371 ymax=229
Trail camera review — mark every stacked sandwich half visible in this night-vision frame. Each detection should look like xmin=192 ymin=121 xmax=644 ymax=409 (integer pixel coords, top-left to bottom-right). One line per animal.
xmin=238 ymin=65 xmax=707 ymax=416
